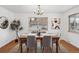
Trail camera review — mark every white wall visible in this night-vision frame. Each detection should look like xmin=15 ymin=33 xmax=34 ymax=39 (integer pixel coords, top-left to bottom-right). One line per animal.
xmin=0 ymin=6 xmax=62 ymax=48
xmin=0 ymin=7 xmax=62 ymax=48
xmin=62 ymin=6 xmax=79 ymax=48
xmin=2 ymin=6 xmax=79 ymax=48
xmin=15 ymin=13 xmax=62 ymax=35
xmin=0 ymin=7 xmax=16 ymax=48
xmin=1 ymin=6 xmax=79 ymax=48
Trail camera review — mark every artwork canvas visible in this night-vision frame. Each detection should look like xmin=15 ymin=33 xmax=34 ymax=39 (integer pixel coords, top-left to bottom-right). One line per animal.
xmin=69 ymin=13 xmax=79 ymax=33
xmin=51 ymin=18 xmax=60 ymax=29
xmin=29 ymin=17 xmax=48 ymax=33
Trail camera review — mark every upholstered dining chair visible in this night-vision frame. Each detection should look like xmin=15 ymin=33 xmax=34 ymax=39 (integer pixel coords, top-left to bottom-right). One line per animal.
xmin=25 ymin=35 xmax=37 ymax=53
xmin=52 ymin=33 xmax=60 ymax=52
xmin=42 ymin=35 xmax=52 ymax=53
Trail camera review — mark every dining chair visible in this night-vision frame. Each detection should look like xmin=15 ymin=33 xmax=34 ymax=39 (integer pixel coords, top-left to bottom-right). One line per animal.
xmin=15 ymin=33 xmax=27 ymax=53
xmin=42 ymin=35 xmax=52 ymax=53
xmin=52 ymin=36 xmax=60 ymax=53
xmin=25 ymin=35 xmax=37 ymax=53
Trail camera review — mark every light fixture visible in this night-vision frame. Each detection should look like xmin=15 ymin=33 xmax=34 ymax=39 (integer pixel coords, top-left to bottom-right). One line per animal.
xmin=34 ymin=5 xmax=44 ymax=15
xmin=31 ymin=17 xmax=35 ymax=21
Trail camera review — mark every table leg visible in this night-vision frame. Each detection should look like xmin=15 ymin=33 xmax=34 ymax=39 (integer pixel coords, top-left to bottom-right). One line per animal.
xmin=56 ymin=40 xmax=58 ymax=53
xmin=41 ymin=38 xmax=42 ymax=51
xmin=21 ymin=43 xmax=22 ymax=53
xmin=20 ymin=40 xmax=22 ymax=53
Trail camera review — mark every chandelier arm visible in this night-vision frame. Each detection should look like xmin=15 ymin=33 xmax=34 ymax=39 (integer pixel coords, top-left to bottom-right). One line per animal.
xmin=34 ymin=5 xmax=44 ymax=15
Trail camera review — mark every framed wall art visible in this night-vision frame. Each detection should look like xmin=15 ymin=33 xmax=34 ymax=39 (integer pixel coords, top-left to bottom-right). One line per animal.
xmin=69 ymin=13 xmax=79 ymax=33
xmin=29 ymin=17 xmax=48 ymax=33
xmin=51 ymin=18 xmax=60 ymax=29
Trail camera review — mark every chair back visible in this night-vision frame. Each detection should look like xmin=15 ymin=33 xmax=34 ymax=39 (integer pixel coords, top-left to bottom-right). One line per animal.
xmin=42 ymin=35 xmax=51 ymax=47
xmin=26 ymin=35 xmax=36 ymax=48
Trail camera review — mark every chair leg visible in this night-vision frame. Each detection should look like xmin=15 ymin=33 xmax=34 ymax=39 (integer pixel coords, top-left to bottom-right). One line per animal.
xmin=49 ymin=47 xmax=52 ymax=53
xmin=42 ymin=47 xmax=44 ymax=53
xmin=58 ymin=40 xmax=61 ymax=51
xmin=58 ymin=45 xmax=61 ymax=50
xmin=18 ymin=44 xmax=20 ymax=52
xmin=41 ymin=45 xmax=43 ymax=53
xmin=27 ymin=48 xmax=29 ymax=53
xmin=52 ymin=43 xmax=53 ymax=51
xmin=35 ymin=47 xmax=37 ymax=53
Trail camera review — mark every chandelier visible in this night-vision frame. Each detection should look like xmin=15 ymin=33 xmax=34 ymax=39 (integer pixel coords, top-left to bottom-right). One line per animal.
xmin=34 ymin=5 xmax=44 ymax=15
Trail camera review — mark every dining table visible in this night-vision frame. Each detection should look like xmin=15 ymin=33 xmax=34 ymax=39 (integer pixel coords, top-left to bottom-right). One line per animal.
xmin=19 ymin=34 xmax=60 ymax=53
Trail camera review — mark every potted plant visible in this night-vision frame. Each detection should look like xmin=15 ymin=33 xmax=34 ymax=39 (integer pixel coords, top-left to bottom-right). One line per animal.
xmin=10 ymin=20 xmax=23 ymax=41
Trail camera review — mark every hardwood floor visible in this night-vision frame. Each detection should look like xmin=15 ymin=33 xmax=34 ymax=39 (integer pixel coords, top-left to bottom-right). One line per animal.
xmin=60 ymin=40 xmax=79 ymax=53
xmin=0 ymin=40 xmax=17 ymax=53
xmin=0 ymin=39 xmax=79 ymax=53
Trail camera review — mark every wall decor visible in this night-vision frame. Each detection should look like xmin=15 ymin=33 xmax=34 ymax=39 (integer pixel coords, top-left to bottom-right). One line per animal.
xmin=51 ymin=18 xmax=60 ymax=29
xmin=29 ymin=17 xmax=48 ymax=33
xmin=10 ymin=20 xmax=23 ymax=38
xmin=0 ymin=16 xmax=9 ymax=29
xmin=69 ymin=13 xmax=79 ymax=33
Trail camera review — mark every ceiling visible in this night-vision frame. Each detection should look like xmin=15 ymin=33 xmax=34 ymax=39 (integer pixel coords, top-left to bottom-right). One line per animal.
xmin=0 ymin=5 xmax=78 ymax=13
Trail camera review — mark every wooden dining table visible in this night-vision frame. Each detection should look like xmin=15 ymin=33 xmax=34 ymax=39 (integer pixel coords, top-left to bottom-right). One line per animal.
xmin=19 ymin=35 xmax=60 ymax=53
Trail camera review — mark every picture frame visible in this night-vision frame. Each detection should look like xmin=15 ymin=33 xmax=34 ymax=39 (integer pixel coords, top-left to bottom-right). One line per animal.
xmin=69 ymin=13 xmax=79 ymax=33
xmin=29 ymin=17 xmax=48 ymax=33
xmin=51 ymin=18 xmax=60 ymax=29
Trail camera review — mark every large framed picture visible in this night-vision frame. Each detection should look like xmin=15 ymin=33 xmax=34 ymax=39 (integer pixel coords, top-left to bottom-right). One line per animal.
xmin=29 ymin=17 xmax=48 ymax=33
xmin=69 ymin=13 xmax=79 ymax=33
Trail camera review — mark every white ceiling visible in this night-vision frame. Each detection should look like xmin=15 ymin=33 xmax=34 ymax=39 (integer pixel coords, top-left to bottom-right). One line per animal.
xmin=0 ymin=5 xmax=78 ymax=13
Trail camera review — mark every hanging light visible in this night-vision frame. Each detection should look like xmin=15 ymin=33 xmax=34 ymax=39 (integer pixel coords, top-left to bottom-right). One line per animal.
xmin=34 ymin=5 xmax=44 ymax=15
